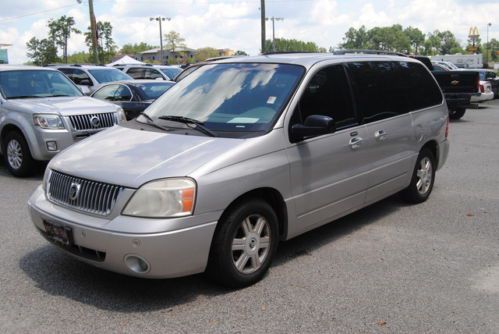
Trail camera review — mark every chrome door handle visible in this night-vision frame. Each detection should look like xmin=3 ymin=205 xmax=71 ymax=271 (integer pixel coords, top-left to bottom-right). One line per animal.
xmin=349 ymin=137 xmax=363 ymax=150
xmin=374 ymin=130 xmax=387 ymax=141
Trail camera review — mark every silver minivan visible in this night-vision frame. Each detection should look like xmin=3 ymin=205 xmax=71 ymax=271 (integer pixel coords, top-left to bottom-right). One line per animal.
xmin=28 ymin=54 xmax=449 ymax=287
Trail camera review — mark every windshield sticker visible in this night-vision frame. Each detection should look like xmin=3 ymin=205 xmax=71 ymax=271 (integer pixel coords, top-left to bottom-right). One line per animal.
xmin=228 ymin=117 xmax=259 ymax=124
xmin=267 ymin=96 xmax=277 ymax=104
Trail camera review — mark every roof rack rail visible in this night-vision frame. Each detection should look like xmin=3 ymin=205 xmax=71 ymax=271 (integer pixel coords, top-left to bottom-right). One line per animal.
xmin=332 ymin=49 xmax=407 ymax=57
xmin=261 ymin=51 xmax=318 ymax=55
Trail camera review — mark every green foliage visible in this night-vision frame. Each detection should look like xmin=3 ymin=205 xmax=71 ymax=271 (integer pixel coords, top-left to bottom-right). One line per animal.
xmin=26 ymin=37 xmax=59 ymax=66
xmin=66 ymin=51 xmax=91 ymax=64
xmin=48 ymin=15 xmax=81 ymax=63
xmin=234 ymin=50 xmax=249 ymax=56
xmin=84 ymin=21 xmax=117 ymax=63
xmin=422 ymin=30 xmax=463 ymax=55
xmin=164 ymin=31 xmax=186 ymax=52
xmin=264 ymin=38 xmax=322 ymax=53
xmin=195 ymin=47 xmax=221 ymax=62
xmin=120 ymin=42 xmax=157 ymax=55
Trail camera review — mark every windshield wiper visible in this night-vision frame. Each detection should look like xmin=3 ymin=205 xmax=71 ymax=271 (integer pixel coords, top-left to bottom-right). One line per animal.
xmin=158 ymin=115 xmax=216 ymax=137
xmin=8 ymin=95 xmax=43 ymax=99
xmin=136 ymin=112 xmax=171 ymax=132
xmin=47 ymin=94 xmax=72 ymax=97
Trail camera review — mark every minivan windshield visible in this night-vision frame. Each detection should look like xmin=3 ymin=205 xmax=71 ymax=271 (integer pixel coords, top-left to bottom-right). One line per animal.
xmin=0 ymin=70 xmax=82 ymax=99
xmin=144 ymin=63 xmax=304 ymax=137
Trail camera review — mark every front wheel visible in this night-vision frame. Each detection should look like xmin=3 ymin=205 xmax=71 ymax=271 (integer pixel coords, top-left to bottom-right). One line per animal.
xmin=400 ymin=148 xmax=436 ymax=204
xmin=2 ymin=131 xmax=36 ymax=177
xmin=449 ymin=108 xmax=466 ymax=120
xmin=207 ymin=199 xmax=279 ymax=288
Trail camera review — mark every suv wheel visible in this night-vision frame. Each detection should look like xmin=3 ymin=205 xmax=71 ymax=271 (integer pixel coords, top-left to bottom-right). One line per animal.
xmin=2 ymin=131 xmax=35 ymax=177
xmin=207 ymin=199 xmax=279 ymax=288
xmin=449 ymin=108 xmax=465 ymax=120
xmin=401 ymin=148 xmax=436 ymax=204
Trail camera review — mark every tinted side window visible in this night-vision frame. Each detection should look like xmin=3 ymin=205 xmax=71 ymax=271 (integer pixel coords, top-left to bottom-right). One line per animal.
xmin=146 ymin=69 xmax=164 ymax=80
xmin=403 ymin=62 xmax=442 ymax=110
xmin=294 ymin=65 xmax=357 ymax=130
xmin=71 ymin=69 xmax=91 ymax=85
xmin=127 ymin=68 xmax=146 ymax=79
xmin=114 ymin=85 xmax=132 ymax=101
xmin=93 ymin=84 xmax=119 ymax=101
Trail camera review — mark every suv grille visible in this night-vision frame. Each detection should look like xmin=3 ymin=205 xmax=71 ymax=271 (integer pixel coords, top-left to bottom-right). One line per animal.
xmin=47 ymin=170 xmax=124 ymax=216
xmin=68 ymin=113 xmax=117 ymax=131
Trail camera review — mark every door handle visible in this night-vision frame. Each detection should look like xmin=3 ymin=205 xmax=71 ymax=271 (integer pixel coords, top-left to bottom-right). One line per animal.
xmin=349 ymin=137 xmax=363 ymax=150
xmin=374 ymin=130 xmax=387 ymax=141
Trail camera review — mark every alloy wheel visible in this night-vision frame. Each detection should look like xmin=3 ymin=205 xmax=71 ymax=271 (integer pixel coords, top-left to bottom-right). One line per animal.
xmin=6 ymin=139 xmax=23 ymax=170
xmin=416 ymin=157 xmax=432 ymax=195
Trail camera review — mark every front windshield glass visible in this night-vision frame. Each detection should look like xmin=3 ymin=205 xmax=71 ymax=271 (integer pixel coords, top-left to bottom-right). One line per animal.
xmin=0 ymin=70 xmax=82 ymax=99
xmin=88 ymin=68 xmax=131 ymax=83
xmin=160 ymin=67 xmax=182 ymax=79
xmin=145 ymin=63 xmax=304 ymax=137
xmin=136 ymin=82 xmax=175 ymax=100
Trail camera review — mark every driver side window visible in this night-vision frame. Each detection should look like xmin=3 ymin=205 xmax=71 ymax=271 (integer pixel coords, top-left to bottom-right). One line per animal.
xmin=292 ymin=64 xmax=357 ymax=130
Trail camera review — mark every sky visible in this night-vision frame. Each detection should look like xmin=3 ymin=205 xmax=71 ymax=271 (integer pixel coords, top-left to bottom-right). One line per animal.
xmin=0 ymin=0 xmax=498 ymax=64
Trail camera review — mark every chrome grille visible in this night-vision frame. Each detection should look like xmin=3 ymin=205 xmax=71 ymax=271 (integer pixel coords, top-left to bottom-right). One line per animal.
xmin=68 ymin=113 xmax=117 ymax=131
xmin=47 ymin=170 xmax=124 ymax=216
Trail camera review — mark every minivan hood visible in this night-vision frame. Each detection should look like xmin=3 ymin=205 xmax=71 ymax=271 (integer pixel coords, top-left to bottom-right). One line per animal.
xmin=7 ymin=96 xmax=119 ymax=115
xmin=49 ymin=126 xmax=245 ymax=188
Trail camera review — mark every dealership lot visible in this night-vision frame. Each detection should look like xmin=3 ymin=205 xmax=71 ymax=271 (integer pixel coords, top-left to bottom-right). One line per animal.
xmin=1 ymin=100 xmax=499 ymax=333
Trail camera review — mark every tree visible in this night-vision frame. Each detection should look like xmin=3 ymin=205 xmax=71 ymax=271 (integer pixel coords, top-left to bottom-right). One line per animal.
xmin=66 ymin=51 xmax=91 ymax=64
xmin=48 ymin=16 xmax=81 ymax=63
xmin=85 ymin=21 xmax=116 ymax=63
xmin=164 ymin=31 xmax=186 ymax=52
xmin=367 ymin=25 xmax=410 ymax=53
xmin=195 ymin=47 xmax=221 ymax=62
xmin=234 ymin=50 xmax=249 ymax=56
xmin=264 ymin=38 xmax=322 ymax=53
xmin=341 ymin=26 xmax=369 ymax=49
xmin=26 ymin=37 xmax=59 ymax=66
xmin=120 ymin=42 xmax=157 ymax=55
xmin=404 ymin=26 xmax=425 ymax=54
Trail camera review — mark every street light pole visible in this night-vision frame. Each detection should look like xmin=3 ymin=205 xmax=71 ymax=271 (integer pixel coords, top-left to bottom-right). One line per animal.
xmin=265 ymin=17 xmax=284 ymax=51
xmin=150 ymin=16 xmax=171 ymax=64
xmin=486 ymin=23 xmax=492 ymax=67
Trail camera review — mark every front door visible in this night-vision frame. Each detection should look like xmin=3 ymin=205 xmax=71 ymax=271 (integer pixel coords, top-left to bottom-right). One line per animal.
xmin=285 ymin=64 xmax=371 ymax=237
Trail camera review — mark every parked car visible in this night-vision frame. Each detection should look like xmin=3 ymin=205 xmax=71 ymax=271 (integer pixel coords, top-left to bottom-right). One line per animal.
xmin=29 ymin=54 xmax=449 ymax=288
xmin=432 ymin=60 xmax=459 ymax=71
xmin=53 ymin=65 xmax=132 ymax=95
xmin=471 ymin=80 xmax=494 ymax=102
xmin=122 ymin=65 xmax=182 ymax=81
xmin=91 ymin=80 xmax=175 ymax=120
xmin=468 ymin=69 xmax=498 ymax=99
xmin=0 ymin=66 xmax=125 ymax=176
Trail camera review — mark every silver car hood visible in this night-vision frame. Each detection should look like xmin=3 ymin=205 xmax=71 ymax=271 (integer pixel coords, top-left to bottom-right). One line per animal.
xmin=7 ymin=96 xmax=120 ymax=115
xmin=48 ymin=126 xmax=245 ymax=188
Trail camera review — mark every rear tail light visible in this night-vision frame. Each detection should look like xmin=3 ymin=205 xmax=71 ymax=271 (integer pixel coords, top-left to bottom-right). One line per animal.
xmin=479 ymin=84 xmax=485 ymax=93
xmin=445 ymin=117 xmax=449 ymax=139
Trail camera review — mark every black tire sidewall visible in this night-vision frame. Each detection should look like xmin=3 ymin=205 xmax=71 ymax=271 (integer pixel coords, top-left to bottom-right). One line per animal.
xmin=2 ymin=131 xmax=34 ymax=177
xmin=208 ymin=199 xmax=279 ymax=288
xmin=449 ymin=108 xmax=465 ymax=120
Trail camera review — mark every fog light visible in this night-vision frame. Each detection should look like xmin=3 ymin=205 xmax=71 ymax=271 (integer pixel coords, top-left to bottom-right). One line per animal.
xmin=124 ymin=255 xmax=150 ymax=274
xmin=46 ymin=141 xmax=58 ymax=151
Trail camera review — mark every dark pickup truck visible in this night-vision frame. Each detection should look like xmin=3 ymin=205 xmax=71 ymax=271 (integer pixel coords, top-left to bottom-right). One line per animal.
xmin=414 ymin=56 xmax=480 ymax=120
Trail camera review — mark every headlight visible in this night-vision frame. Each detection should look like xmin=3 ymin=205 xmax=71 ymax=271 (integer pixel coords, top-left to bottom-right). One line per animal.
xmin=122 ymin=178 xmax=196 ymax=218
xmin=42 ymin=168 xmax=51 ymax=191
xmin=33 ymin=114 xmax=65 ymax=129
xmin=116 ymin=108 xmax=126 ymax=123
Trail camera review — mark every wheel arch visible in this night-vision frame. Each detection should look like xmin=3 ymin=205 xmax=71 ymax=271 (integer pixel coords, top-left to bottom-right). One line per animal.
xmin=421 ymin=140 xmax=439 ymax=167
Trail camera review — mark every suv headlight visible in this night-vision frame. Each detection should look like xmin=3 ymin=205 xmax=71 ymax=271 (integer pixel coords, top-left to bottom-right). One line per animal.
xmin=116 ymin=108 xmax=126 ymax=123
xmin=33 ymin=114 xmax=65 ymax=129
xmin=122 ymin=178 xmax=196 ymax=218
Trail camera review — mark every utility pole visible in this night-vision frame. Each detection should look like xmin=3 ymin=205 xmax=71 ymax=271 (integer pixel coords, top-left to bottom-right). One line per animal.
xmin=88 ymin=0 xmax=99 ymax=64
xmin=260 ymin=0 xmax=266 ymax=53
xmin=486 ymin=23 xmax=492 ymax=66
xmin=266 ymin=17 xmax=284 ymax=51
xmin=150 ymin=17 xmax=171 ymax=65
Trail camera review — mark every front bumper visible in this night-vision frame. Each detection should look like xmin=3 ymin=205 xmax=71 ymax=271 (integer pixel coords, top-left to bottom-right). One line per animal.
xmin=31 ymin=128 xmax=79 ymax=161
xmin=28 ymin=186 xmax=219 ymax=278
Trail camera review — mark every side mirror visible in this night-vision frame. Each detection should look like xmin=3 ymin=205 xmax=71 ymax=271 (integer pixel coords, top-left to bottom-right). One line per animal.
xmin=290 ymin=115 xmax=335 ymax=142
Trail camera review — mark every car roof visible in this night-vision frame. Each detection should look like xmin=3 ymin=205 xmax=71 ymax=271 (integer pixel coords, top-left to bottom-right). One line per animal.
xmin=212 ymin=53 xmax=419 ymax=69
xmin=0 ymin=65 xmax=58 ymax=72
xmin=98 ymin=79 xmax=175 ymax=85
xmin=53 ymin=65 xmax=115 ymax=70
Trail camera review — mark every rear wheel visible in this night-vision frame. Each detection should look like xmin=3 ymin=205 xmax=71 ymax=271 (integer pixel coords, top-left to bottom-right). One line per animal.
xmin=449 ymin=108 xmax=466 ymax=120
xmin=400 ymin=148 xmax=436 ymax=204
xmin=207 ymin=199 xmax=279 ymax=288
xmin=2 ymin=131 xmax=36 ymax=177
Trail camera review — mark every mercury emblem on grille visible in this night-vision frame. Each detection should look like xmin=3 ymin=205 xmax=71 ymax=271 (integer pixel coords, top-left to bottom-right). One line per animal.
xmin=69 ymin=182 xmax=81 ymax=201
xmin=90 ymin=115 xmax=101 ymax=128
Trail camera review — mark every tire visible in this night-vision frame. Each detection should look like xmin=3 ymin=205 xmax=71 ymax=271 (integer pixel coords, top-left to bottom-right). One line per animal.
xmin=400 ymin=148 xmax=436 ymax=204
xmin=206 ymin=198 xmax=279 ymax=288
xmin=449 ymin=108 xmax=465 ymax=120
xmin=2 ymin=131 xmax=36 ymax=177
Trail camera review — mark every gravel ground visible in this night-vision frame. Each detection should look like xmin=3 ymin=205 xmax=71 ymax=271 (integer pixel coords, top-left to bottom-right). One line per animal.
xmin=1 ymin=100 xmax=498 ymax=334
